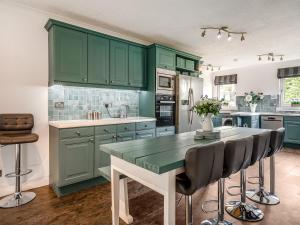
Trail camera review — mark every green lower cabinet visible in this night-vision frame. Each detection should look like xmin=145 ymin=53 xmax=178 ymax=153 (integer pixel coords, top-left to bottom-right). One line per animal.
xmin=156 ymin=126 xmax=175 ymax=137
xmin=212 ymin=116 xmax=222 ymax=127
xmin=284 ymin=117 xmax=300 ymax=145
xmin=129 ymin=45 xmax=146 ymax=88
xmin=136 ymin=129 xmax=156 ymax=139
xmin=110 ymin=40 xmax=129 ymax=86
xmin=58 ymin=136 xmax=94 ymax=187
xmin=50 ymin=25 xmax=88 ymax=84
xmin=156 ymin=46 xmax=176 ymax=70
xmin=88 ymin=34 xmax=110 ymax=85
xmin=117 ymin=131 xmax=136 ymax=142
xmin=94 ymin=134 xmax=116 ymax=177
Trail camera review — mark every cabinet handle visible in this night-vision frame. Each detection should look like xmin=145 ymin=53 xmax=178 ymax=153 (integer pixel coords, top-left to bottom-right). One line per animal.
xmin=124 ymin=127 xmax=128 ymax=130
xmin=110 ymin=80 xmax=113 ymax=83
xmin=89 ymin=138 xmax=94 ymax=142
xmin=76 ymin=131 xmax=81 ymax=136
xmin=112 ymin=135 xmax=116 ymax=138
xmin=128 ymin=82 xmax=131 ymax=85
xmin=104 ymin=129 xmax=109 ymax=133
xmin=145 ymin=124 xmax=148 ymax=127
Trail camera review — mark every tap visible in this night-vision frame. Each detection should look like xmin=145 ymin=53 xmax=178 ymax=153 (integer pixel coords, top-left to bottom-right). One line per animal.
xmin=121 ymin=104 xmax=129 ymax=118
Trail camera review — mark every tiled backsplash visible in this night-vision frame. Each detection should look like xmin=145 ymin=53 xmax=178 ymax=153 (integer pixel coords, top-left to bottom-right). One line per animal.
xmin=48 ymin=85 xmax=139 ymax=121
xmin=236 ymin=95 xmax=279 ymax=112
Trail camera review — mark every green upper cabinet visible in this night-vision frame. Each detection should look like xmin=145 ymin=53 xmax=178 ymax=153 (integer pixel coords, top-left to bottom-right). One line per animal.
xmin=110 ymin=40 xmax=129 ymax=86
xmin=156 ymin=46 xmax=176 ymax=71
xmin=51 ymin=26 xmax=88 ymax=83
xmin=88 ymin=34 xmax=109 ymax=85
xmin=129 ymin=45 xmax=146 ymax=88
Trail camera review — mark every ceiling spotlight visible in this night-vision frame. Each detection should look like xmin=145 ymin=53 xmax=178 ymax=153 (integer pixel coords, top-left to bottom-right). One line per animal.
xmin=258 ymin=55 xmax=262 ymax=61
xmin=201 ymin=29 xmax=206 ymax=37
xmin=227 ymin=33 xmax=232 ymax=41
xmin=272 ymin=57 xmax=275 ymax=61
xmin=280 ymin=55 xmax=283 ymax=61
xmin=257 ymin=52 xmax=284 ymax=61
xmin=217 ymin=29 xmax=222 ymax=39
xmin=268 ymin=55 xmax=271 ymax=61
xmin=211 ymin=67 xmax=214 ymax=71
xmin=241 ymin=33 xmax=245 ymax=41
xmin=206 ymin=66 xmax=209 ymax=70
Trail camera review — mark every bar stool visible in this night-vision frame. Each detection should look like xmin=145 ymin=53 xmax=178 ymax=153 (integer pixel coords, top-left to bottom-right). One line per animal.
xmin=246 ymin=128 xmax=285 ymax=205
xmin=176 ymin=141 xmax=225 ymax=225
xmin=225 ymin=136 xmax=265 ymax=222
xmin=0 ymin=114 xmax=39 ymax=208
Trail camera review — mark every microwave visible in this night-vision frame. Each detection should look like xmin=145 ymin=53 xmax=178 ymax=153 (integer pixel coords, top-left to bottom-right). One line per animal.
xmin=156 ymin=68 xmax=176 ymax=95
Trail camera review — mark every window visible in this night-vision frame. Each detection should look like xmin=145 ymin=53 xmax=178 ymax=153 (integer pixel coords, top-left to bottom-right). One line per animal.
xmin=217 ymin=84 xmax=236 ymax=107
xmin=280 ymin=77 xmax=300 ymax=105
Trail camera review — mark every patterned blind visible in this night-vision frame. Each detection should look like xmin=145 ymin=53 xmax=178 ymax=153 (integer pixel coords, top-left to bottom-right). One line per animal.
xmin=277 ymin=66 xmax=300 ymax=79
xmin=214 ymin=74 xmax=237 ymax=85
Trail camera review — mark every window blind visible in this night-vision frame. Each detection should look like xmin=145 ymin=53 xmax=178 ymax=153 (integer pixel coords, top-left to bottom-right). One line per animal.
xmin=214 ymin=74 xmax=237 ymax=85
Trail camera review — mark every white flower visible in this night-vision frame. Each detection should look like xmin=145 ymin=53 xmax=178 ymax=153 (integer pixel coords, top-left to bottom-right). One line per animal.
xmin=245 ymin=95 xmax=252 ymax=102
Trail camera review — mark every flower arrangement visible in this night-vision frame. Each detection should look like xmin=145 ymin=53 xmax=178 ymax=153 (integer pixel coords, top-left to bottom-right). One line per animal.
xmin=244 ymin=91 xmax=264 ymax=105
xmin=193 ymin=96 xmax=222 ymax=116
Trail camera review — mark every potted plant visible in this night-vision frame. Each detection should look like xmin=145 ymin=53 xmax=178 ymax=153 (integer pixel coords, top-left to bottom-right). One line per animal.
xmin=244 ymin=91 xmax=264 ymax=113
xmin=291 ymin=99 xmax=300 ymax=107
xmin=193 ymin=96 xmax=222 ymax=131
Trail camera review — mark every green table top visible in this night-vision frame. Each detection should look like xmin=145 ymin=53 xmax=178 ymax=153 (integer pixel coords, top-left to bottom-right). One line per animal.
xmin=101 ymin=127 xmax=269 ymax=174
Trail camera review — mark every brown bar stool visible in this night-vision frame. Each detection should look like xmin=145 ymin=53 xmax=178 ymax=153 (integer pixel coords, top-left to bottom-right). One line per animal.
xmin=0 ymin=114 xmax=39 ymax=208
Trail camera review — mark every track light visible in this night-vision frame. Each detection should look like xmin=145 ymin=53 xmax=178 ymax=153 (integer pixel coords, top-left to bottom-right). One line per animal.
xmin=227 ymin=33 xmax=232 ymax=41
xmin=268 ymin=55 xmax=271 ymax=60
xmin=272 ymin=57 xmax=275 ymax=61
xmin=217 ymin=29 xmax=222 ymax=39
xmin=241 ymin=33 xmax=245 ymax=41
xmin=202 ymin=64 xmax=221 ymax=72
xmin=201 ymin=29 xmax=206 ymax=37
xmin=258 ymin=55 xmax=262 ymax=61
xmin=206 ymin=66 xmax=209 ymax=70
xmin=280 ymin=56 xmax=283 ymax=61
xmin=257 ymin=53 xmax=284 ymax=61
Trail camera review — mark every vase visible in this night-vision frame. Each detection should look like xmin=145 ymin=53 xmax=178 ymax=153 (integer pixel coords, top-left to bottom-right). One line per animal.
xmin=250 ymin=103 xmax=257 ymax=113
xmin=202 ymin=113 xmax=214 ymax=132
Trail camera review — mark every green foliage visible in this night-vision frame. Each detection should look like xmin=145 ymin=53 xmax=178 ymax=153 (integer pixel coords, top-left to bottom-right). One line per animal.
xmin=284 ymin=77 xmax=300 ymax=103
xmin=244 ymin=91 xmax=264 ymax=105
xmin=193 ymin=96 xmax=222 ymax=116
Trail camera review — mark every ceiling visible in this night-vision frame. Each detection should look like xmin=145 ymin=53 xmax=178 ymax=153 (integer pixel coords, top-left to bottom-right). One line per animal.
xmin=8 ymin=0 xmax=300 ymax=70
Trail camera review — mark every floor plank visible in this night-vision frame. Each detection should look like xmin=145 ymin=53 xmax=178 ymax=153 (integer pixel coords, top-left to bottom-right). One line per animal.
xmin=0 ymin=149 xmax=299 ymax=225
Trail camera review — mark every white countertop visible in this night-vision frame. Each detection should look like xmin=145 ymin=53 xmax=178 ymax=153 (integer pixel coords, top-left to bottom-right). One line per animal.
xmin=49 ymin=117 xmax=156 ymax=129
xmin=230 ymin=112 xmax=300 ymax=117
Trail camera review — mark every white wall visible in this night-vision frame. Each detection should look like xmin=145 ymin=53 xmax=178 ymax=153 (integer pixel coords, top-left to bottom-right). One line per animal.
xmin=211 ymin=59 xmax=300 ymax=97
xmin=0 ymin=2 xmax=149 ymax=197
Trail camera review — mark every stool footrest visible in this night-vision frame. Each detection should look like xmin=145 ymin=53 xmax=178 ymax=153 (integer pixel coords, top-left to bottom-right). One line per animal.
xmin=247 ymin=176 xmax=259 ymax=184
xmin=201 ymin=199 xmax=218 ymax=213
xmin=226 ymin=185 xmax=242 ymax=196
xmin=5 ymin=169 xmax=32 ymax=178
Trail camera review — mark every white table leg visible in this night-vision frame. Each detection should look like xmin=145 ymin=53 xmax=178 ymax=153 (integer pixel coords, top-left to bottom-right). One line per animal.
xmin=119 ymin=178 xmax=133 ymax=224
xmin=163 ymin=170 xmax=176 ymax=225
xmin=111 ymin=166 xmax=120 ymax=225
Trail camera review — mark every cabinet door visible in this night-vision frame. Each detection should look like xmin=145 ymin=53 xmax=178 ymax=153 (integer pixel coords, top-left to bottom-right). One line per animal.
xmin=284 ymin=121 xmax=300 ymax=144
xmin=88 ymin=34 xmax=109 ymax=85
xmin=53 ymin=26 xmax=87 ymax=83
xmin=59 ymin=136 xmax=94 ymax=186
xmin=110 ymin=40 xmax=129 ymax=86
xmin=94 ymin=134 xmax=117 ymax=177
xmin=117 ymin=131 xmax=136 ymax=142
xmin=129 ymin=45 xmax=146 ymax=87
xmin=156 ymin=47 xmax=176 ymax=70
xmin=185 ymin=59 xmax=195 ymax=71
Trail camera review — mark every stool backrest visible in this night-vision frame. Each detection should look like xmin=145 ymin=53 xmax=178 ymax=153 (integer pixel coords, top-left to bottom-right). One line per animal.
xmin=0 ymin=114 xmax=34 ymax=134
xmin=184 ymin=141 xmax=225 ymax=194
xmin=223 ymin=136 xmax=253 ymax=178
xmin=268 ymin=127 xmax=285 ymax=157
xmin=250 ymin=131 xmax=271 ymax=165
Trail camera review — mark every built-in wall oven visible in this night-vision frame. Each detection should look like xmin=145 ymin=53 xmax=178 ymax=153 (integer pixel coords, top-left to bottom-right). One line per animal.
xmin=156 ymin=94 xmax=176 ymax=127
xmin=156 ymin=68 xmax=176 ymax=95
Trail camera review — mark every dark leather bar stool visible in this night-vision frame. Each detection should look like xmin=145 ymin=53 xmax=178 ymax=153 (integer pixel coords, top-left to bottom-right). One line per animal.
xmin=224 ymin=136 xmax=264 ymax=222
xmin=0 ymin=114 xmax=39 ymax=208
xmin=246 ymin=128 xmax=285 ymax=205
xmin=176 ymin=141 xmax=225 ymax=225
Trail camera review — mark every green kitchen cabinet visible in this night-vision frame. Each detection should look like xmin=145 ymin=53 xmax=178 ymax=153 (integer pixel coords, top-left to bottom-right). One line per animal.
xmin=136 ymin=129 xmax=156 ymax=139
xmin=156 ymin=46 xmax=176 ymax=71
xmin=110 ymin=40 xmax=129 ymax=86
xmin=94 ymin=134 xmax=116 ymax=177
xmin=284 ymin=117 xmax=300 ymax=145
xmin=59 ymin=136 xmax=94 ymax=187
xmin=185 ymin=59 xmax=195 ymax=71
xmin=50 ymin=26 xmax=88 ymax=84
xmin=156 ymin=126 xmax=175 ymax=137
xmin=176 ymin=57 xmax=185 ymax=69
xmin=117 ymin=131 xmax=136 ymax=142
xmin=88 ymin=34 xmax=110 ymax=85
xmin=129 ymin=45 xmax=146 ymax=87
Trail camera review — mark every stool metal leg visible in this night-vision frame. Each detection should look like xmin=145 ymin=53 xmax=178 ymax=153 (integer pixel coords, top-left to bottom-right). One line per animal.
xmin=201 ymin=178 xmax=233 ymax=225
xmin=246 ymin=158 xmax=280 ymax=205
xmin=186 ymin=195 xmax=193 ymax=225
xmin=0 ymin=144 xmax=36 ymax=208
xmin=225 ymin=169 xmax=264 ymax=222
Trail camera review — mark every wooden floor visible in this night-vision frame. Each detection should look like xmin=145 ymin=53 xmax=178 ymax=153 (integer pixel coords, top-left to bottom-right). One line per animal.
xmin=0 ymin=149 xmax=300 ymax=225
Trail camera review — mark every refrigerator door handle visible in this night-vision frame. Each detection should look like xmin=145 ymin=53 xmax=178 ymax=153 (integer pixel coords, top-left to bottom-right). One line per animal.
xmin=190 ymin=88 xmax=195 ymax=125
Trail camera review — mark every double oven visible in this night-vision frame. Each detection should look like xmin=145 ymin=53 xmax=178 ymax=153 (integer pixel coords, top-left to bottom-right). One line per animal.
xmin=155 ymin=68 xmax=176 ymax=127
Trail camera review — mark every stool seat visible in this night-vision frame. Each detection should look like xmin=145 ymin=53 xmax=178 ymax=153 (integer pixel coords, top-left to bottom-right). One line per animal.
xmin=0 ymin=133 xmax=39 ymax=145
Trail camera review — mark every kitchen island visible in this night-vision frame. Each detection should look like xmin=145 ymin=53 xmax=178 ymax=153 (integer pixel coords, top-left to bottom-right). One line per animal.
xmin=101 ymin=126 xmax=269 ymax=225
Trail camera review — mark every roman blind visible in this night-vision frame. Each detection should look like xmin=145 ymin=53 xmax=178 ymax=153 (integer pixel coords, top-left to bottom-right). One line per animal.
xmin=277 ymin=66 xmax=300 ymax=79
xmin=214 ymin=74 xmax=237 ymax=85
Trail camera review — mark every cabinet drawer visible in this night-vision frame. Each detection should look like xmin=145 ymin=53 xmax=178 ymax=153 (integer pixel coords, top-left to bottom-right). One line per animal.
xmin=136 ymin=129 xmax=156 ymax=139
xmin=136 ymin=121 xmax=156 ymax=131
xmin=117 ymin=123 xmax=135 ymax=133
xmin=59 ymin=127 xmax=94 ymax=139
xmin=95 ymin=125 xmax=117 ymax=135
xmin=156 ymin=126 xmax=175 ymax=137
xmin=117 ymin=131 xmax=136 ymax=142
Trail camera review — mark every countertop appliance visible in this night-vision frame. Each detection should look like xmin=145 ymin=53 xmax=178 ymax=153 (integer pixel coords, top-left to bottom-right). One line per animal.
xmin=261 ymin=115 xmax=284 ymax=130
xmin=176 ymin=75 xmax=203 ymax=133
xmin=156 ymin=68 xmax=176 ymax=95
xmin=155 ymin=94 xmax=176 ymax=127
xmin=222 ymin=114 xmax=233 ymax=126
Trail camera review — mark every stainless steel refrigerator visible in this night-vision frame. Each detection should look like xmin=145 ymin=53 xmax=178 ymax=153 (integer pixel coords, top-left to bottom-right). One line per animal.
xmin=175 ymin=75 xmax=204 ymax=133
